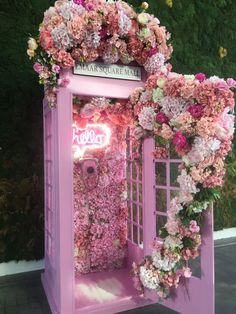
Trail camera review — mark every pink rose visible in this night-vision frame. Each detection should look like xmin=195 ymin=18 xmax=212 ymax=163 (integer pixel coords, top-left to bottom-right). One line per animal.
xmin=227 ymin=78 xmax=236 ymax=88
xmin=40 ymin=30 xmax=53 ymax=51
xmin=187 ymin=104 xmax=204 ymax=119
xmin=33 ymin=62 xmax=43 ymax=73
xmin=195 ymin=73 xmax=206 ymax=82
xmin=156 ymin=112 xmax=169 ymax=124
xmin=172 ymin=131 xmax=187 ymax=149
xmin=216 ymin=81 xmax=228 ymax=90
xmin=189 ymin=220 xmax=200 ymax=233
xmin=52 ymin=64 xmax=60 ymax=73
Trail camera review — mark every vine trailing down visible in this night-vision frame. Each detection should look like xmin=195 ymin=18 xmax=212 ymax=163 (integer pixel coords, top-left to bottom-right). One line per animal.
xmin=129 ymin=69 xmax=236 ymax=298
xmin=27 ymin=0 xmax=172 ymax=107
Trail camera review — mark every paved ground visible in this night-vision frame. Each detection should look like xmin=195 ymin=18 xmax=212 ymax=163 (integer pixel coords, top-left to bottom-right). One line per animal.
xmin=0 ymin=238 xmax=235 ymax=314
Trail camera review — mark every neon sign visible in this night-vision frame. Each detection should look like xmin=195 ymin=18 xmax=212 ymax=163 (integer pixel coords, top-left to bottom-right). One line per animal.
xmin=72 ymin=123 xmax=111 ymax=159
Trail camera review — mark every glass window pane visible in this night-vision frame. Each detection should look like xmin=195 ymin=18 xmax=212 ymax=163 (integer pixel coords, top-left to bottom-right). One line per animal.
xmin=132 ymin=183 xmax=137 ymax=201
xmin=170 ymin=163 xmax=180 ymax=187
xmin=139 ymin=205 xmax=143 ymax=226
xmin=139 ymin=228 xmax=143 ymax=247
xmin=169 ymin=143 xmax=179 ymax=159
xmin=132 ymin=162 xmax=137 ymax=180
xmin=155 ymin=162 xmax=166 ymax=186
xmin=133 ymin=225 xmax=138 ymax=244
xmin=127 ymin=161 xmax=131 ymax=181
xmin=188 ymin=256 xmax=201 ymax=278
xmin=133 ymin=203 xmax=138 ymax=223
xmin=127 ymin=182 xmax=131 ymax=199
xmin=156 ymin=215 xmax=167 ymax=236
xmin=156 ymin=189 xmax=167 ymax=212
xmin=139 ymin=184 xmax=143 ymax=203
xmin=128 ymin=222 xmax=132 ymax=241
xmin=170 ymin=190 xmax=179 ymax=201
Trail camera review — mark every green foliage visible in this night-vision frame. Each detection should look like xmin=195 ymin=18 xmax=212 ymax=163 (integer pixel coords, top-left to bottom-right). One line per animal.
xmin=0 ymin=0 xmax=235 ymax=262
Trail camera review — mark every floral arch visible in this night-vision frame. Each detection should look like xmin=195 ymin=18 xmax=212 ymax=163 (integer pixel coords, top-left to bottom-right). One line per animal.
xmin=27 ymin=0 xmax=235 ymax=300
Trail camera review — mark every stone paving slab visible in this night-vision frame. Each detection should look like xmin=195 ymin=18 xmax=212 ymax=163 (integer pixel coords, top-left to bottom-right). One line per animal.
xmin=0 ymin=238 xmax=235 ymax=314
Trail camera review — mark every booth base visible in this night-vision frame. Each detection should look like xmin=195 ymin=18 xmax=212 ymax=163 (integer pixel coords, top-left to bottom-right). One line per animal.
xmin=75 ymin=267 xmax=152 ymax=314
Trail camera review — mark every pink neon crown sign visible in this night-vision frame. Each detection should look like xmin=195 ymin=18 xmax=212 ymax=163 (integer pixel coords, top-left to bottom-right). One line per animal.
xmin=72 ymin=123 xmax=111 ymax=158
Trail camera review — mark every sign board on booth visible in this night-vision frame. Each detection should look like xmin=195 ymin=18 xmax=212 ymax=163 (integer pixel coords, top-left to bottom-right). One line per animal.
xmin=74 ymin=62 xmax=142 ymax=81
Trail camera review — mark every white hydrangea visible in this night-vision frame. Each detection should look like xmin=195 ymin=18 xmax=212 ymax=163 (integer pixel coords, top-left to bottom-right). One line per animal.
xmin=164 ymin=235 xmax=183 ymax=250
xmin=187 ymin=137 xmax=221 ymax=164
xmin=118 ymin=10 xmax=132 ymax=36
xmin=138 ymin=107 xmax=156 ymax=131
xmin=51 ymin=24 xmax=74 ymax=49
xmin=152 ymin=251 xmax=177 ymax=271
xmin=177 ymin=169 xmax=199 ymax=194
xmin=160 ymin=96 xmax=188 ymax=119
xmin=152 ymin=87 xmax=164 ymax=102
xmin=188 ymin=201 xmax=209 ymax=213
xmin=139 ymin=266 xmax=160 ymax=290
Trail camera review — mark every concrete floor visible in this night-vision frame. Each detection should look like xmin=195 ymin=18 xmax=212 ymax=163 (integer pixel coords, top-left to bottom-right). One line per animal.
xmin=0 ymin=238 xmax=235 ymax=314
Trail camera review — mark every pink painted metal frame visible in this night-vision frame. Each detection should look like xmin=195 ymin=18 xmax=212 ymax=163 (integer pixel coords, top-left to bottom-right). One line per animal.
xmin=42 ymin=70 xmax=214 ymax=314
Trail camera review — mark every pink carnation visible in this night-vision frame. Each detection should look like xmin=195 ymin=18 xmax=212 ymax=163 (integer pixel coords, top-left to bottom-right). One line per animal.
xmin=187 ymin=104 xmax=204 ymax=119
xmin=156 ymin=112 xmax=169 ymax=124
xmin=40 ymin=30 xmax=53 ymax=51
xmin=172 ymin=131 xmax=187 ymax=150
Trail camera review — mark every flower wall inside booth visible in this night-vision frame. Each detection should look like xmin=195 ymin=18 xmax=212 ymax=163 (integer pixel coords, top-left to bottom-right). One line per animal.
xmin=73 ymin=96 xmax=132 ymax=274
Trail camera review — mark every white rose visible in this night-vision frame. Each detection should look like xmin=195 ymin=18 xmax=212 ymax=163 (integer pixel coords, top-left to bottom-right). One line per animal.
xmin=28 ymin=37 xmax=38 ymax=51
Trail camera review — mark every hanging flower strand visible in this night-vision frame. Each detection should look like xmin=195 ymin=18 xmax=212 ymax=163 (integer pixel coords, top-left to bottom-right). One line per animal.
xmin=129 ymin=71 xmax=236 ymax=298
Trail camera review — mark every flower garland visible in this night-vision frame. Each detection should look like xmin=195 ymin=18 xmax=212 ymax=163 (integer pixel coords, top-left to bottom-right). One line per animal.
xmin=27 ymin=0 xmax=172 ymax=106
xmin=129 ymin=70 xmax=236 ymax=298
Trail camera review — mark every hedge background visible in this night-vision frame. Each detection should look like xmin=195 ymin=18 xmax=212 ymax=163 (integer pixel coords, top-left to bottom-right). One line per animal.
xmin=0 ymin=0 xmax=235 ymax=262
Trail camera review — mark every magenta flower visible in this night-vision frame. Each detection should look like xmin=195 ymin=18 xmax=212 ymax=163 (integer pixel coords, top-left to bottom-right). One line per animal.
xmin=73 ymin=0 xmax=85 ymax=5
xmin=148 ymin=47 xmax=158 ymax=57
xmin=156 ymin=112 xmax=169 ymax=124
xmin=187 ymin=104 xmax=204 ymax=119
xmin=33 ymin=62 xmax=43 ymax=74
xmin=195 ymin=72 xmax=206 ymax=82
xmin=172 ymin=131 xmax=187 ymax=149
xmin=99 ymin=27 xmax=108 ymax=39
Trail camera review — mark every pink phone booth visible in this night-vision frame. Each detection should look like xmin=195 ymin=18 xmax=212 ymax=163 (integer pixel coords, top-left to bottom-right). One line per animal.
xmin=41 ymin=64 xmax=215 ymax=314
xmin=41 ymin=64 xmax=152 ymax=314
